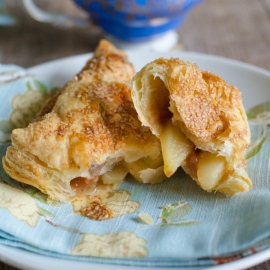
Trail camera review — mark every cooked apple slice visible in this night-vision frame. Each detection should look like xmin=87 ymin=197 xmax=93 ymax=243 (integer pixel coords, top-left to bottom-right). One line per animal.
xmin=100 ymin=162 xmax=129 ymax=185
xmin=160 ymin=120 xmax=193 ymax=177
xmin=143 ymin=154 xmax=163 ymax=168
xmin=197 ymin=151 xmax=226 ymax=190
xmin=127 ymin=155 xmax=166 ymax=184
xmin=138 ymin=166 xmax=166 ymax=184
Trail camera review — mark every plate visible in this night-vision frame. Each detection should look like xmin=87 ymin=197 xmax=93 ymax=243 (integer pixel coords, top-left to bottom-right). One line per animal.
xmin=1 ymin=50 xmax=270 ymax=270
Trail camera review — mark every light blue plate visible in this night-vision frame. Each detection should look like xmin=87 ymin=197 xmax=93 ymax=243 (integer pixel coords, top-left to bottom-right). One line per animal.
xmin=0 ymin=51 xmax=270 ymax=270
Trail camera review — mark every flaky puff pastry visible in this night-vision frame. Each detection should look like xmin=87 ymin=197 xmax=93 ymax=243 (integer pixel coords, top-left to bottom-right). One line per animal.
xmin=2 ymin=40 xmax=161 ymax=219
xmin=131 ymin=57 xmax=252 ymax=195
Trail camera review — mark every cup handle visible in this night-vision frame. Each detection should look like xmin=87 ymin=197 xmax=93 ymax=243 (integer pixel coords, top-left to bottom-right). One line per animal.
xmin=22 ymin=0 xmax=90 ymax=27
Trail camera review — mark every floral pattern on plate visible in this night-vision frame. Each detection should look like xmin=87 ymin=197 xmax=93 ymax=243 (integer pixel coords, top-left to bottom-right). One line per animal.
xmin=0 ymin=63 xmax=270 ymax=267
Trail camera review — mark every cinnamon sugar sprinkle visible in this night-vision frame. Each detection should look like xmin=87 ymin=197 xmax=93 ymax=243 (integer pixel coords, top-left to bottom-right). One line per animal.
xmin=80 ymin=201 xmax=113 ymax=220
xmin=71 ymin=81 xmax=151 ymax=144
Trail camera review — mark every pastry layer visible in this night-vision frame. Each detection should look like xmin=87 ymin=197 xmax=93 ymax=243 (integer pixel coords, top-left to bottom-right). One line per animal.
xmin=2 ymin=40 xmax=163 ymax=219
xmin=131 ymin=57 xmax=252 ymax=195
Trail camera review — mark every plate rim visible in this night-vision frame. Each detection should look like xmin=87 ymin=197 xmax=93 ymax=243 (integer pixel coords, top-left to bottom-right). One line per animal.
xmin=27 ymin=50 xmax=270 ymax=78
xmin=1 ymin=50 xmax=270 ymax=270
xmin=1 ymin=243 xmax=270 ymax=270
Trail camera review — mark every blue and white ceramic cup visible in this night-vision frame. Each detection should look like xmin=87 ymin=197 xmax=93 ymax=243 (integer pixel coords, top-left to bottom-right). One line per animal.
xmin=23 ymin=0 xmax=203 ymax=50
xmin=73 ymin=0 xmax=203 ymax=42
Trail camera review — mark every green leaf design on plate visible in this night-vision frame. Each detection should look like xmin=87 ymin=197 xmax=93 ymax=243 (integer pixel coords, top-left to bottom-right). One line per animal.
xmin=160 ymin=201 xmax=199 ymax=226
xmin=161 ymin=201 xmax=192 ymax=221
xmin=247 ymin=101 xmax=270 ymax=121
xmin=37 ymin=206 xmax=55 ymax=218
xmin=26 ymin=79 xmax=48 ymax=95
xmin=246 ymin=136 xmax=266 ymax=160
xmin=161 ymin=220 xmax=200 ymax=227
xmin=20 ymin=184 xmax=60 ymax=206
xmin=34 ymin=80 xmax=48 ymax=95
xmin=161 ymin=205 xmax=175 ymax=220
xmin=245 ymin=101 xmax=270 ymax=159
xmin=25 ymin=80 xmax=32 ymax=91
xmin=246 ymin=111 xmax=256 ymax=120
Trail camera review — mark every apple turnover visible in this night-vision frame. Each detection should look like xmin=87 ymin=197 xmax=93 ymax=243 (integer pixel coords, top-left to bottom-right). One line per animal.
xmin=2 ymin=40 xmax=165 ymax=220
xmin=131 ymin=57 xmax=252 ymax=195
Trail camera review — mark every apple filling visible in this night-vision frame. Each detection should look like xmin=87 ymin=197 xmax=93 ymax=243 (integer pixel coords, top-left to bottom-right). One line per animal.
xmin=70 ymin=176 xmax=98 ymax=194
xmin=69 ymin=155 xmax=167 ymax=196
xmin=145 ymin=75 xmax=227 ymax=191
xmin=69 ymin=162 xmax=123 ymax=195
xmin=159 ymin=117 xmax=227 ymax=191
xmin=160 ymin=120 xmax=193 ymax=177
xmin=185 ymin=150 xmax=227 ymax=190
xmin=197 ymin=151 xmax=226 ymax=190
xmin=126 ymin=154 xmax=166 ymax=184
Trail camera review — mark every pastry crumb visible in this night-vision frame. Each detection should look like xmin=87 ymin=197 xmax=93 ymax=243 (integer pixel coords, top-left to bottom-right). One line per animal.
xmin=138 ymin=212 xmax=153 ymax=224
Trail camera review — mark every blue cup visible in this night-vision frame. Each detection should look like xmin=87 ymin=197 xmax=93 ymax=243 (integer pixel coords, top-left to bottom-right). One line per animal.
xmin=73 ymin=0 xmax=203 ymax=42
xmin=23 ymin=0 xmax=203 ymax=49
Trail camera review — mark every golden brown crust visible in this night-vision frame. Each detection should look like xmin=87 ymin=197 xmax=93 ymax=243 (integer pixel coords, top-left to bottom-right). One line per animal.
xmin=38 ymin=39 xmax=134 ymax=118
xmin=131 ymin=57 xmax=252 ymax=195
xmin=71 ymin=39 xmax=134 ymax=85
xmin=2 ymin=40 xmax=161 ymax=210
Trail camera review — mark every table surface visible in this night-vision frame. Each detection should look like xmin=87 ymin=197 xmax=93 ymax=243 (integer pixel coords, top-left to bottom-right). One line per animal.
xmin=0 ymin=0 xmax=270 ymax=269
